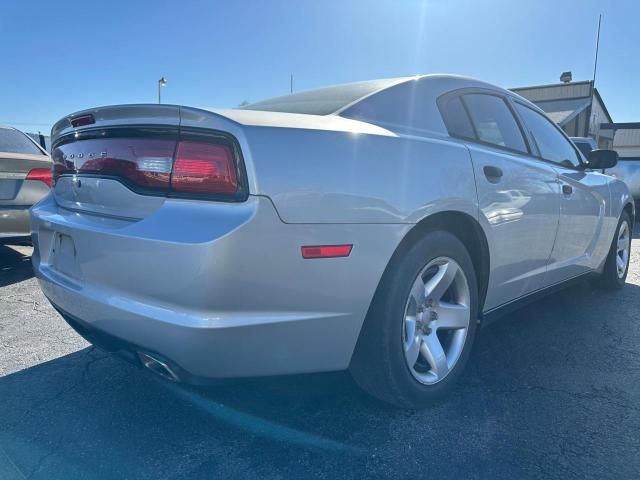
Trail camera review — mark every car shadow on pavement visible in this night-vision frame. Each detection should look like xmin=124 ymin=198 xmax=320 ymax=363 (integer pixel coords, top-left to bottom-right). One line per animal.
xmin=1 ymin=281 xmax=640 ymax=479
xmin=0 ymin=245 xmax=34 ymax=288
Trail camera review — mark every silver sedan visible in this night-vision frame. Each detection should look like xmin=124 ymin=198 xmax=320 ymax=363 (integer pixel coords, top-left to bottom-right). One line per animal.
xmin=31 ymin=75 xmax=633 ymax=408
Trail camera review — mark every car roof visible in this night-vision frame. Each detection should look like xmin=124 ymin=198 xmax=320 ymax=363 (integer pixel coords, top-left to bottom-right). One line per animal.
xmin=243 ymin=74 xmax=533 ymax=116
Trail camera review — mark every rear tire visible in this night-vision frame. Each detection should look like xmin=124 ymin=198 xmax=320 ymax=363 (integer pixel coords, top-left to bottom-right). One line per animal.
xmin=594 ymin=210 xmax=632 ymax=290
xmin=350 ymin=230 xmax=478 ymax=409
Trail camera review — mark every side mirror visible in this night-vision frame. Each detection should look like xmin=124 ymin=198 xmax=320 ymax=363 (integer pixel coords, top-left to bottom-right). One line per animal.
xmin=588 ymin=149 xmax=618 ymax=170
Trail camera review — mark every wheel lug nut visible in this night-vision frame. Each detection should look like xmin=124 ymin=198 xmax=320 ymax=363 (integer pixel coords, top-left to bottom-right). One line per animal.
xmin=430 ymin=311 xmax=438 ymax=320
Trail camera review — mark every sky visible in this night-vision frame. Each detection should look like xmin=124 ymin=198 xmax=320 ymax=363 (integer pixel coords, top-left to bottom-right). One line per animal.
xmin=1 ymin=0 xmax=639 ymax=134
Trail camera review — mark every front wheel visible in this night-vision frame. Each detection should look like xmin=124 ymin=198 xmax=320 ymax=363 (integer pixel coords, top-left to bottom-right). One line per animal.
xmin=350 ymin=230 xmax=478 ymax=408
xmin=595 ymin=210 xmax=632 ymax=290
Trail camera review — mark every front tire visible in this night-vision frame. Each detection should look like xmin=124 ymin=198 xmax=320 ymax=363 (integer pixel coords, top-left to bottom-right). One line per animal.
xmin=595 ymin=210 xmax=632 ymax=290
xmin=350 ymin=230 xmax=478 ymax=408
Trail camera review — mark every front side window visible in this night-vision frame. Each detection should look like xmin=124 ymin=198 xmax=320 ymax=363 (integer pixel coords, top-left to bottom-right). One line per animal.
xmin=0 ymin=127 xmax=45 ymax=155
xmin=514 ymin=102 xmax=582 ymax=168
xmin=573 ymin=141 xmax=593 ymax=158
xmin=462 ymin=94 xmax=527 ymax=153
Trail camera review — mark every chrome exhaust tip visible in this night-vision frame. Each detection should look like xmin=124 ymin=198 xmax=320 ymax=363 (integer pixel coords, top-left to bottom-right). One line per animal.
xmin=138 ymin=352 xmax=180 ymax=382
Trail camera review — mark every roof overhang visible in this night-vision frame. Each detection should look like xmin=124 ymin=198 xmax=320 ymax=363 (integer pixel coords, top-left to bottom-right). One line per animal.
xmin=601 ymin=122 xmax=640 ymax=130
xmin=533 ymin=98 xmax=591 ymax=126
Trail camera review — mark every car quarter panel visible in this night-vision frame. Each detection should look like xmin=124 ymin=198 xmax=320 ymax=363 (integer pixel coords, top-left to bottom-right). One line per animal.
xmin=239 ymin=126 xmax=478 ymax=223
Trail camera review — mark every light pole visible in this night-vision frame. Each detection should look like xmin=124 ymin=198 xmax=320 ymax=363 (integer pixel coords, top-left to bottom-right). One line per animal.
xmin=158 ymin=77 xmax=167 ymax=104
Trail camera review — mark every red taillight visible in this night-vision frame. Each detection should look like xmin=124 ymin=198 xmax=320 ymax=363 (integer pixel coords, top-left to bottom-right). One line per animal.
xmin=53 ymin=138 xmax=176 ymax=189
xmin=301 ymin=245 xmax=353 ymax=259
xmin=171 ymin=142 xmax=238 ymax=194
xmin=26 ymin=168 xmax=52 ymax=188
xmin=70 ymin=114 xmax=95 ymax=127
xmin=52 ymin=133 xmax=243 ymax=198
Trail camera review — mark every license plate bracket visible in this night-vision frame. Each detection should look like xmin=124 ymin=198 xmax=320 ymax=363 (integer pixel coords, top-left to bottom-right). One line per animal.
xmin=52 ymin=233 xmax=80 ymax=278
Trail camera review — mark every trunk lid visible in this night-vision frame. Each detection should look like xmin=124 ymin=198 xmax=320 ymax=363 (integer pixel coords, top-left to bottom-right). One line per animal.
xmin=50 ymin=104 xmax=247 ymax=220
xmin=0 ymin=152 xmax=51 ymax=202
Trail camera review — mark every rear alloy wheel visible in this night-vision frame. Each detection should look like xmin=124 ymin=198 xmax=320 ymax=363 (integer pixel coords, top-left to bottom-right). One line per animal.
xmin=595 ymin=210 xmax=632 ymax=290
xmin=403 ymin=257 xmax=471 ymax=385
xmin=350 ymin=230 xmax=478 ymax=408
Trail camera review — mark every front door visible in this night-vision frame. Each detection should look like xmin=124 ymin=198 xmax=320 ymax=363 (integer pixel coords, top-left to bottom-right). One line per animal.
xmin=546 ymin=167 xmax=610 ymax=283
xmin=510 ymin=100 xmax=611 ymax=285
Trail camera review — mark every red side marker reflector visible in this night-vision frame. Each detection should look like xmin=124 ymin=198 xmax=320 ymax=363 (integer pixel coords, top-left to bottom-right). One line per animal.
xmin=301 ymin=245 xmax=353 ymax=259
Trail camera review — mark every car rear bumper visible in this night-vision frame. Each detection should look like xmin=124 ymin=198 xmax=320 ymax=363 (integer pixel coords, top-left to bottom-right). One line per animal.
xmin=0 ymin=206 xmax=31 ymax=238
xmin=31 ymin=193 xmax=406 ymax=380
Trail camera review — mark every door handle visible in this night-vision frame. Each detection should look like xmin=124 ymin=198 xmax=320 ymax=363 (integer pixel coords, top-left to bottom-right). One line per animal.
xmin=562 ymin=184 xmax=573 ymax=195
xmin=483 ymin=165 xmax=503 ymax=182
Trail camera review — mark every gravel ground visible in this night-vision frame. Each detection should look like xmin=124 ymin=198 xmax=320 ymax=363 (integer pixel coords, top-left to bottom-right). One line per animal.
xmin=1 ymin=239 xmax=639 ymax=480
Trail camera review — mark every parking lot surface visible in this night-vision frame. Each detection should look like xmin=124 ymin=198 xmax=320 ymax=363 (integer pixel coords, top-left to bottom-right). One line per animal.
xmin=1 ymin=239 xmax=640 ymax=480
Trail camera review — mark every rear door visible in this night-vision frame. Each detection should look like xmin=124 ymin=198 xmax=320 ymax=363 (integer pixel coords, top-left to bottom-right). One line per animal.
xmin=512 ymin=101 xmax=611 ymax=283
xmin=439 ymin=91 xmax=561 ymax=311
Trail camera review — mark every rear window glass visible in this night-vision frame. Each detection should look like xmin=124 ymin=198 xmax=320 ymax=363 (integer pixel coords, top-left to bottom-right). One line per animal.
xmin=439 ymin=96 xmax=475 ymax=139
xmin=340 ymin=81 xmax=435 ymax=133
xmin=0 ymin=128 xmax=44 ymax=155
xmin=241 ymin=79 xmax=402 ymax=115
xmin=463 ymin=94 xmax=527 ymax=153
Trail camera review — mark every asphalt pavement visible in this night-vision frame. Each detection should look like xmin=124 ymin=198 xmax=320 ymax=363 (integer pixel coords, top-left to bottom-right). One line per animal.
xmin=1 ymin=239 xmax=639 ymax=480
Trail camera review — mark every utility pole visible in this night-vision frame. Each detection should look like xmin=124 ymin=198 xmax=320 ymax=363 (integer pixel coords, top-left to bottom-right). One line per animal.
xmin=290 ymin=74 xmax=294 ymax=93
xmin=591 ymin=15 xmax=602 ymax=145
xmin=592 ymin=14 xmax=602 ymax=86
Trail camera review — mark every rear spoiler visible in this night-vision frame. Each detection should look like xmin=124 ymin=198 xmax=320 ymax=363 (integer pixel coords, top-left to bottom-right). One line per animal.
xmin=52 ymin=104 xmax=182 ymax=143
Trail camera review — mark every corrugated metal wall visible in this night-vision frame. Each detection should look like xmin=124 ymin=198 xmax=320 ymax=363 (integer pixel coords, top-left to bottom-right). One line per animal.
xmin=615 ymin=129 xmax=640 ymax=146
xmin=615 ymin=129 xmax=640 ymax=157
xmin=512 ymin=82 xmax=592 ymax=102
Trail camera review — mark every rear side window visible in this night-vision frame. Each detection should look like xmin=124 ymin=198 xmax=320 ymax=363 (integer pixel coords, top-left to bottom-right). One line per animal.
xmin=439 ymin=96 xmax=475 ymax=139
xmin=514 ymin=102 xmax=582 ymax=168
xmin=0 ymin=128 xmax=44 ymax=155
xmin=462 ymin=94 xmax=527 ymax=153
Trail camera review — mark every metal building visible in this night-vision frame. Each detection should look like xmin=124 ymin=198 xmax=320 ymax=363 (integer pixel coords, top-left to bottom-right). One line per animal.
xmin=510 ymin=80 xmax=614 ymax=149
xmin=601 ymin=123 xmax=640 ymax=159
